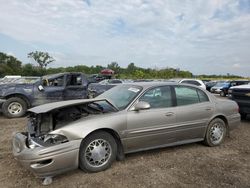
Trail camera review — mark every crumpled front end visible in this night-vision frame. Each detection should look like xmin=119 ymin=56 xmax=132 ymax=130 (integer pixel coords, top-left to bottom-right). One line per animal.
xmin=12 ymin=131 xmax=81 ymax=177
xmin=12 ymin=98 xmax=117 ymax=177
xmin=12 ymin=107 xmax=84 ymax=177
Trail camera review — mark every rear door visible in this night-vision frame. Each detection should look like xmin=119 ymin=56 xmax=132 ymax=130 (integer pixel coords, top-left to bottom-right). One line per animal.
xmin=125 ymin=86 xmax=177 ymax=152
xmin=173 ymin=86 xmax=214 ymax=141
xmin=64 ymin=74 xmax=88 ymax=100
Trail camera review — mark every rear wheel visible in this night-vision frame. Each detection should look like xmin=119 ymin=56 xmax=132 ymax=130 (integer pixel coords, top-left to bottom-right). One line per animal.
xmin=2 ymin=97 xmax=27 ymax=118
xmin=79 ymin=131 xmax=117 ymax=173
xmin=204 ymin=118 xmax=227 ymax=146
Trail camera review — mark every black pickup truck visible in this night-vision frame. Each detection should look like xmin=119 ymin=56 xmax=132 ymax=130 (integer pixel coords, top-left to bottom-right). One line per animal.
xmin=0 ymin=72 xmax=90 ymax=118
xmin=228 ymin=84 xmax=250 ymax=119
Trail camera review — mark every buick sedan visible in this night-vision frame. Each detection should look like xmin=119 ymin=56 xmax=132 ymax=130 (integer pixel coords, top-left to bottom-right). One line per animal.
xmin=12 ymin=82 xmax=240 ymax=181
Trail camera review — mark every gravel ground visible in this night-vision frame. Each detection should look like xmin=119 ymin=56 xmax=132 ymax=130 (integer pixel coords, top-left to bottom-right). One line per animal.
xmin=0 ymin=111 xmax=249 ymax=188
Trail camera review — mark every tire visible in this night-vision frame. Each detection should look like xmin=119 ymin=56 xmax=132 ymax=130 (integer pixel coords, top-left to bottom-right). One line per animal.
xmin=79 ymin=131 xmax=117 ymax=173
xmin=2 ymin=97 xmax=28 ymax=118
xmin=220 ymin=91 xmax=226 ymax=97
xmin=204 ymin=118 xmax=227 ymax=147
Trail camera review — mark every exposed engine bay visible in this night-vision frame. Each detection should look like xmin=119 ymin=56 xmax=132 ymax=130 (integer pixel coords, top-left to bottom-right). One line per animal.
xmin=27 ymin=101 xmax=116 ymax=147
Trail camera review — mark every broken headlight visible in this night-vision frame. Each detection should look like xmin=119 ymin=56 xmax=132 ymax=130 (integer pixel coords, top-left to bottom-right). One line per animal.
xmin=43 ymin=134 xmax=69 ymax=145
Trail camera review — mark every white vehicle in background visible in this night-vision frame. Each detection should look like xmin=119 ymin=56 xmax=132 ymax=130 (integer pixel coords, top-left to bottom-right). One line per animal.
xmin=168 ymin=78 xmax=206 ymax=90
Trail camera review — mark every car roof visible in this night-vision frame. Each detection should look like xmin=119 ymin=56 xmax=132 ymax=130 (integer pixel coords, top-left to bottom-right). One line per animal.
xmin=119 ymin=81 xmax=203 ymax=90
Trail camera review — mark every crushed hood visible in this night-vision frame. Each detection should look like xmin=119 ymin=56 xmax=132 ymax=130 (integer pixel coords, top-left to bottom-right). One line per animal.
xmin=28 ymin=98 xmax=117 ymax=114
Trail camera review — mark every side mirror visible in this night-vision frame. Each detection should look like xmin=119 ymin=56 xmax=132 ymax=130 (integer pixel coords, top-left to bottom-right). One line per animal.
xmin=38 ymin=85 xmax=44 ymax=91
xmin=133 ymin=101 xmax=150 ymax=111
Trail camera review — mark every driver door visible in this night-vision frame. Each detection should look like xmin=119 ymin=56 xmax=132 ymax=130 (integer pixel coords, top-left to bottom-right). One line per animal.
xmin=33 ymin=75 xmax=65 ymax=106
xmin=125 ymin=86 xmax=177 ymax=152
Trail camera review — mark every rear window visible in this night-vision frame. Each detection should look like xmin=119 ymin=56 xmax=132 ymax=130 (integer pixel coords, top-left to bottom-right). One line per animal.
xmin=175 ymin=86 xmax=208 ymax=106
xmin=181 ymin=80 xmax=201 ymax=86
xmin=197 ymin=89 xmax=209 ymax=102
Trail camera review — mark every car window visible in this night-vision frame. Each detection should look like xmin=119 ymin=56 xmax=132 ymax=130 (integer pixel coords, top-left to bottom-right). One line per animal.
xmin=139 ymin=86 xmax=172 ymax=108
xmin=43 ymin=76 xmax=64 ymax=87
xmin=182 ymin=80 xmax=201 ymax=86
xmin=109 ymin=80 xmax=122 ymax=84
xmin=197 ymin=89 xmax=209 ymax=102
xmin=66 ymin=75 xmax=82 ymax=86
xmin=99 ymin=80 xmax=109 ymax=84
xmin=175 ymin=86 xmax=199 ymax=106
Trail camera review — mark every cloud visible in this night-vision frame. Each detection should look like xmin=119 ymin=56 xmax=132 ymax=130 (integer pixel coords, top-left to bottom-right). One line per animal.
xmin=0 ymin=0 xmax=249 ymax=76
xmin=233 ymin=63 xmax=241 ymax=68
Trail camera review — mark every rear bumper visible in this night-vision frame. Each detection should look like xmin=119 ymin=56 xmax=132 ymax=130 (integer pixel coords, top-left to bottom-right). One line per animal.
xmin=12 ymin=132 xmax=81 ymax=177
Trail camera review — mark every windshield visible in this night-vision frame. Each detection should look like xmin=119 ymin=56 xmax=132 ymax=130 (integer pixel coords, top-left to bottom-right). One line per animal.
xmin=97 ymin=85 xmax=142 ymax=110
xmin=214 ymin=82 xmax=230 ymax=87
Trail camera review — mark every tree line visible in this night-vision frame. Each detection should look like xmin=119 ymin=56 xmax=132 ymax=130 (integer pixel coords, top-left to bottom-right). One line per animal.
xmin=0 ymin=51 xmax=244 ymax=79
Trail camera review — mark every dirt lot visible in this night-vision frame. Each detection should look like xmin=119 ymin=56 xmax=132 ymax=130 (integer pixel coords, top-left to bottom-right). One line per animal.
xmin=0 ymin=113 xmax=250 ymax=187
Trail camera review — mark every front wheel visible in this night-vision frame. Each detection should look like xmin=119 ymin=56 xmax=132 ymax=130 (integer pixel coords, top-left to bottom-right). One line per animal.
xmin=204 ymin=118 xmax=227 ymax=147
xmin=2 ymin=97 xmax=28 ymax=118
xmin=79 ymin=131 xmax=117 ymax=173
xmin=220 ymin=91 xmax=226 ymax=97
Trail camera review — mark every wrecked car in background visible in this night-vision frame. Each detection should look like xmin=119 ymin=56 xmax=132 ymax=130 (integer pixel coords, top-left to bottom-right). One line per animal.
xmin=228 ymin=84 xmax=250 ymax=119
xmin=0 ymin=72 xmax=90 ymax=118
xmin=210 ymin=80 xmax=249 ymax=97
xmin=87 ymin=79 xmax=133 ymax=98
xmin=12 ymin=82 xmax=240 ymax=183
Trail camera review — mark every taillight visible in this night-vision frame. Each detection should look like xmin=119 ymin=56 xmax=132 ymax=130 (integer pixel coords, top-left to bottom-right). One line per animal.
xmin=236 ymin=104 xmax=239 ymax=113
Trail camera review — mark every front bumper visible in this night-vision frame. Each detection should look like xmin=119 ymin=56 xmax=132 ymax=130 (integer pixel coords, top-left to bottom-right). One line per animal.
xmin=211 ymin=88 xmax=222 ymax=94
xmin=12 ymin=132 xmax=81 ymax=177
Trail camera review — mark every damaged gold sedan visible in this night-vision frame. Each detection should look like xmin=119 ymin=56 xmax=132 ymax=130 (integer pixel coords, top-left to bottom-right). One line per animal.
xmin=12 ymin=83 xmax=240 ymax=184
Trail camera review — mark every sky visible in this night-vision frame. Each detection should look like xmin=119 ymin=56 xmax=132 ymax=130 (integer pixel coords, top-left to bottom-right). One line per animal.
xmin=0 ymin=0 xmax=250 ymax=76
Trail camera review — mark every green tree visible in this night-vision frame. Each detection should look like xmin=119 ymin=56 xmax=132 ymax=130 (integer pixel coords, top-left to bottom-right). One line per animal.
xmin=27 ymin=51 xmax=55 ymax=69
xmin=107 ymin=62 xmax=120 ymax=74
xmin=134 ymin=70 xmax=145 ymax=79
xmin=126 ymin=62 xmax=136 ymax=74
xmin=21 ymin=63 xmax=42 ymax=76
xmin=0 ymin=52 xmax=22 ymax=77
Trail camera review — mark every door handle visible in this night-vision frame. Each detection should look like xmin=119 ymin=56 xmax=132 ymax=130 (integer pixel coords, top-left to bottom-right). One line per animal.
xmin=165 ymin=112 xmax=174 ymax=116
xmin=205 ymin=107 xmax=212 ymax=111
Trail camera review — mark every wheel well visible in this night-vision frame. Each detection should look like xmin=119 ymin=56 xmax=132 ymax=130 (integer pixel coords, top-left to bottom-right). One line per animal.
xmin=86 ymin=128 xmax=125 ymax=161
xmin=213 ymin=115 xmax=229 ymax=135
xmin=5 ymin=94 xmax=31 ymax=108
